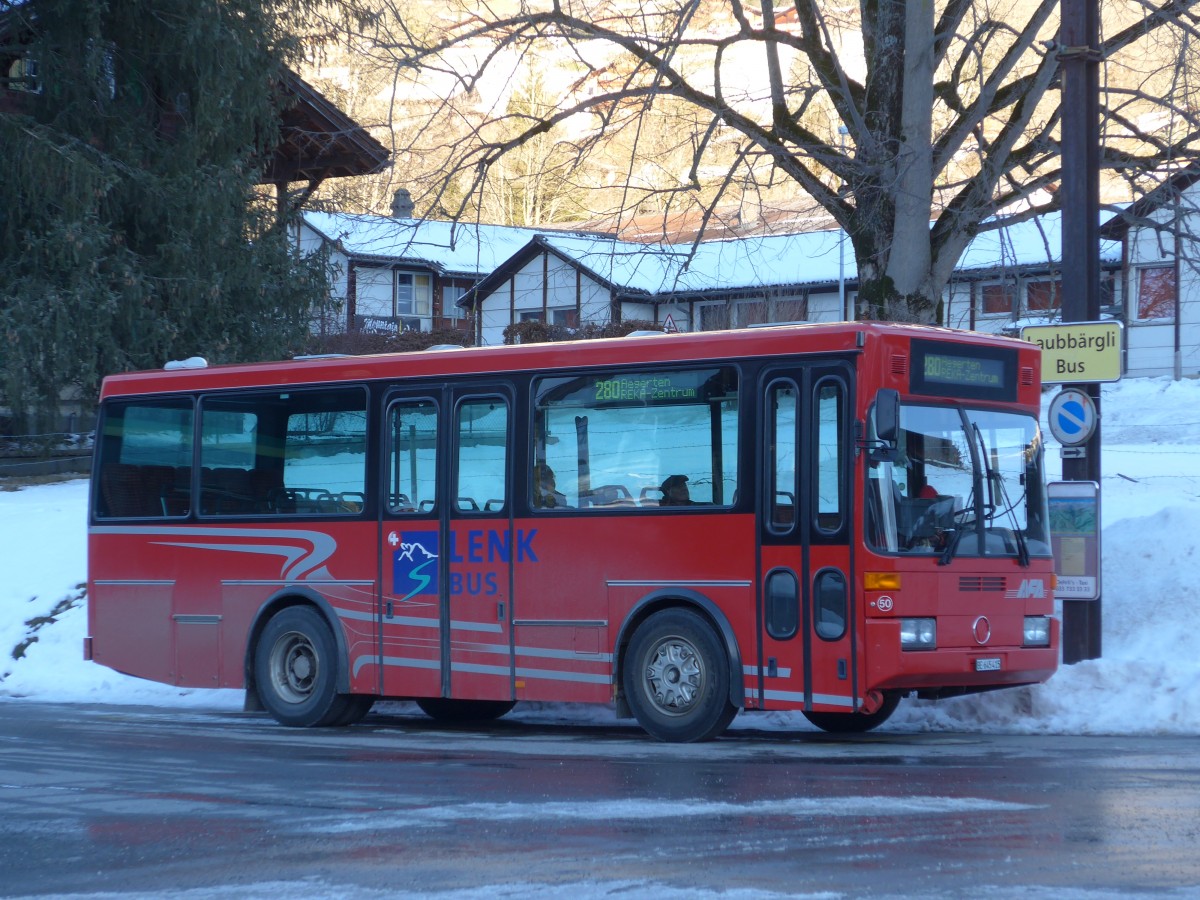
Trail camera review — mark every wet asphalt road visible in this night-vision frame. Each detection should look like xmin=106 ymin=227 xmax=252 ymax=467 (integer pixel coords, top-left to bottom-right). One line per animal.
xmin=1 ymin=700 xmax=1198 ymax=898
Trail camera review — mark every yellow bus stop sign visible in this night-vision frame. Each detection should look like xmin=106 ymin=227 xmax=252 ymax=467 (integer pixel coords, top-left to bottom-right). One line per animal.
xmin=1021 ymin=321 xmax=1122 ymax=384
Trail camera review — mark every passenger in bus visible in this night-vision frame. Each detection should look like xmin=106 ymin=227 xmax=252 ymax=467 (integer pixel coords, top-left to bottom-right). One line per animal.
xmin=535 ymin=466 xmax=569 ymax=509
xmin=659 ymin=474 xmax=693 ymax=506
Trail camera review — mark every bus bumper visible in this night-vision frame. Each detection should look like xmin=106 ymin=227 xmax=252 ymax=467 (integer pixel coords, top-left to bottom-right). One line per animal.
xmin=864 ymin=618 xmax=1059 ymax=692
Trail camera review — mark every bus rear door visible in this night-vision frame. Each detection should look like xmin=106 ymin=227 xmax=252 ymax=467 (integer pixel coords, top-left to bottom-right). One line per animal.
xmin=759 ymin=365 xmax=856 ymax=713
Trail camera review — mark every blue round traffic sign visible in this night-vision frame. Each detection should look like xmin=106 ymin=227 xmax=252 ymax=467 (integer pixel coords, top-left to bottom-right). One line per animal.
xmin=1048 ymin=388 xmax=1097 ymax=446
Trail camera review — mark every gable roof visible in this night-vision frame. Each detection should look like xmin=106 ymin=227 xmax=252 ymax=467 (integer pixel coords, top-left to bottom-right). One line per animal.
xmin=1099 ymin=163 xmax=1200 ymax=239
xmin=263 ymin=72 xmax=389 ymax=185
xmin=303 ymin=211 xmax=605 ymax=277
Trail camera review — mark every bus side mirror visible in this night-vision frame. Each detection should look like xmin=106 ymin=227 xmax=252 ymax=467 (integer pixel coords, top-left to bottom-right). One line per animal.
xmin=875 ymin=389 xmax=899 ymax=444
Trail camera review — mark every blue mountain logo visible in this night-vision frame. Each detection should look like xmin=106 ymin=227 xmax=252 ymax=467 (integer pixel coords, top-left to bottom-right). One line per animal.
xmin=393 ymin=531 xmax=439 ymax=601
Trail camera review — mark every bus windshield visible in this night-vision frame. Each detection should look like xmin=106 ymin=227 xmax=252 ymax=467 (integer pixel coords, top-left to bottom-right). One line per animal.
xmin=867 ymin=403 xmax=1050 ymax=560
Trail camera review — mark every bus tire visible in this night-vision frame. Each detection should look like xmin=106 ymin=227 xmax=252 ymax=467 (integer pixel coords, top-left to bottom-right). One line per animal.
xmin=330 ymin=694 xmax=375 ymax=727
xmin=416 ymin=698 xmax=516 ymax=722
xmin=623 ymin=608 xmax=737 ymax=742
xmin=802 ymin=691 xmax=901 ymax=733
xmin=254 ymin=606 xmax=363 ymax=728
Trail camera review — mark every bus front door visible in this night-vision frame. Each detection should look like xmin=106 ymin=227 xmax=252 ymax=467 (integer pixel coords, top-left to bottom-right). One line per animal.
xmin=759 ymin=366 xmax=857 ymax=714
xmin=379 ymin=387 xmax=514 ymax=704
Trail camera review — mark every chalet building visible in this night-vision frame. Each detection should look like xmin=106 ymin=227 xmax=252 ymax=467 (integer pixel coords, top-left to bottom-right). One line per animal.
xmin=296 ymin=208 xmax=580 ymax=337
xmin=1100 ymin=168 xmax=1200 ymax=379
xmin=300 ymin=205 xmax=1163 ymax=371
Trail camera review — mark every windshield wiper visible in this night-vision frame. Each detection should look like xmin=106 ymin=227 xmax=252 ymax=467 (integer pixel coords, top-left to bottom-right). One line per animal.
xmin=938 ymin=525 xmax=966 ymax=566
xmin=972 ymin=422 xmax=1031 ymax=568
xmin=992 ymin=468 xmax=1031 ymax=567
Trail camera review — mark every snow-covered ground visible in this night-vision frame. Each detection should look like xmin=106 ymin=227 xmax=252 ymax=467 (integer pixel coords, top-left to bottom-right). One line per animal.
xmin=2 ymin=376 xmax=1198 ymax=735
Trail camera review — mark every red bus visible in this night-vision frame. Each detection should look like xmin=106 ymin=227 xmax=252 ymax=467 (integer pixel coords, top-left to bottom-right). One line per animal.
xmin=87 ymin=322 xmax=1058 ymax=741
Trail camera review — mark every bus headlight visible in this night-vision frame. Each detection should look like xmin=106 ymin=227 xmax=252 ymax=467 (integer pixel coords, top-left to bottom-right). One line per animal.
xmin=1023 ymin=616 xmax=1051 ymax=647
xmin=900 ymin=618 xmax=936 ymax=650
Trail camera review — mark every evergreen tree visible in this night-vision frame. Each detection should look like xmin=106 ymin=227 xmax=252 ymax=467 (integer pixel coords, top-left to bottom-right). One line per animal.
xmin=0 ymin=0 xmax=329 ymax=432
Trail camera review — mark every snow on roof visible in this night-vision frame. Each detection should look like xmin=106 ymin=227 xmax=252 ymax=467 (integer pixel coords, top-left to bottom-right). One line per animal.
xmin=303 ymin=211 xmax=561 ymax=277
xmin=957 ymin=211 xmax=1123 ymax=273
xmin=304 ymin=208 xmax=1123 ymax=295
xmin=535 ymin=229 xmax=849 ymax=294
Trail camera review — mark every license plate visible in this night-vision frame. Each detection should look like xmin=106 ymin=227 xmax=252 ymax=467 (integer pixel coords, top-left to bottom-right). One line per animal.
xmin=975 ymin=657 xmax=1002 ymax=672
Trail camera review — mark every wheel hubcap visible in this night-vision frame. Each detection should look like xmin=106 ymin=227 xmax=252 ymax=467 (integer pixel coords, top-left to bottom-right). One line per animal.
xmin=271 ymin=631 xmax=317 ymax=704
xmin=645 ymin=637 xmax=704 ymax=715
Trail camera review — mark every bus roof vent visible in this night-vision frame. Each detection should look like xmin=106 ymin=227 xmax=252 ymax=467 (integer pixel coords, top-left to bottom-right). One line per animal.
xmin=293 ymin=354 xmax=351 ymax=361
xmin=625 ymin=330 xmax=666 ymax=338
xmin=890 ymin=354 xmax=909 ymax=377
xmin=164 ymin=356 xmax=208 ymax=370
xmin=1020 ymin=366 xmax=1035 ymax=386
xmin=426 ymin=344 xmax=467 ymax=351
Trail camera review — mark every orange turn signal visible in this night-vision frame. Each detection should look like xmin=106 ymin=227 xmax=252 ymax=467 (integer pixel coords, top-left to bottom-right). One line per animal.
xmin=864 ymin=572 xmax=901 ymax=591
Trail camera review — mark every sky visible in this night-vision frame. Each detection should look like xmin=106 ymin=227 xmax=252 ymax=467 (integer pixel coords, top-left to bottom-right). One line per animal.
xmin=2 ymin=376 xmax=1199 ymax=737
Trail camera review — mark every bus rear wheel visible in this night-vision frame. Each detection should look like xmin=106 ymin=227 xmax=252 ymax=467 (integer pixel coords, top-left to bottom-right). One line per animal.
xmin=802 ymin=691 xmax=901 ymax=733
xmin=416 ymin=699 xmax=516 ymax=722
xmin=623 ymin=608 xmax=737 ymax=742
xmin=254 ymin=606 xmax=370 ymax=727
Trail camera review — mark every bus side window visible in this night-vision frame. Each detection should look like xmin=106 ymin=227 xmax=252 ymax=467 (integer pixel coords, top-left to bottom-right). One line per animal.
xmin=768 ymin=382 xmax=798 ymax=530
xmin=95 ymin=400 xmax=193 ymax=519
xmin=388 ymin=400 xmax=438 ymax=514
xmin=813 ymin=379 xmax=846 ymax=535
xmin=198 ymin=387 xmax=367 ymax=517
xmin=532 ymin=367 xmax=739 ymax=511
xmin=457 ymin=398 xmax=508 ymax=513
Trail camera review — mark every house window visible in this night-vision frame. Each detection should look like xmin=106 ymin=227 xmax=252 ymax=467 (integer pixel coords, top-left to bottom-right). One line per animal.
xmin=518 ymin=308 xmax=578 ymax=327
xmin=734 ymin=300 xmax=769 ymax=327
xmin=396 ymin=273 xmax=432 ymax=317
xmin=551 ymin=308 xmax=578 ymax=328
xmin=442 ymin=284 xmax=467 ymax=321
xmin=981 ymin=283 xmax=1016 ymax=316
xmin=1136 ymin=266 xmax=1175 ymax=320
xmin=698 ymin=294 xmax=808 ymax=332
xmin=1026 ymin=279 xmax=1062 ymax=313
xmin=772 ymin=295 xmax=808 ymax=322
xmin=698 ymin=303 xmax=731 ymax=331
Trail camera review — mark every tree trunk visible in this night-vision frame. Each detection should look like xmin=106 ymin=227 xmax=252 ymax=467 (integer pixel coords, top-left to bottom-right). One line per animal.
xmin=855 ymin=0 xmax=938 ymax=323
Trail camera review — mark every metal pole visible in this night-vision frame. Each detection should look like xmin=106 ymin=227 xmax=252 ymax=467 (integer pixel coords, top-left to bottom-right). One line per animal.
xmin=1175 ymin=189 xmax=1183 ymax=381
xmin=1059 ymin=0 xmax=1102 ymax=663
xmin=838 ymin=125 xmax=850 ymax=320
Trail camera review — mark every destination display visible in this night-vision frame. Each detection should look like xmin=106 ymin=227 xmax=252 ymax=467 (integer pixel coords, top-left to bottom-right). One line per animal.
xmin=593 ymin=373 xmax=701 ymax=403
xmin=922 ymin=353 xmax=1005 ymax=389
xmin=539 ymin=367 xmax=733 ymax=409
xmin=909 ymin=339 xmax=1017 ymax=401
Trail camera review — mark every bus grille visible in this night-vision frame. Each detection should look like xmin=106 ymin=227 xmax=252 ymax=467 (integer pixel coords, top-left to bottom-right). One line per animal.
xmin=959 ymin=576 xmax=1006 ymax=592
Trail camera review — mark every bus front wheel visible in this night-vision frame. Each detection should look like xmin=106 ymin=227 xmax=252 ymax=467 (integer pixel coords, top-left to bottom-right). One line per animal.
xmin=623 ymin=608 xmax=737 ymax=742
xmin=254 ymin=606 xmax=372 ymax=727
xmin=802 ymin=691 xmax=901 ymax=733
